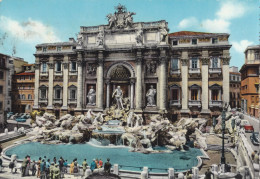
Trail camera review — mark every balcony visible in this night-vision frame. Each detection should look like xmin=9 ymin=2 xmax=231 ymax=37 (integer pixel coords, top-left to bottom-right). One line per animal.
xmin=189 ymin=68 xmax=200 ymax=74
xmin=188 ymin=100 xmax=201 ymax=107
xmin=39 ymin=98 xmax=47 ymax=103
xmin=53 ymin=98 xmax=62 ymax=104
xmin=209 ymin=68 xmax=221 ymax=74
xmin=54 ymin=71 xmax=63 ymax=76
xmin=209 ymin=100 xmax=222 ymax=107
xmin=169 ymin=100 xmax=181 ymax=107
xmin=68 ymin=99 xmax=77 ymax=104
xmin=170 ymin=69 xmax=181 ymax=75
xmin=69 ymin=70 xmax=78 ymax=76
xmin=40 ymin=71 xmax=48 ymax=76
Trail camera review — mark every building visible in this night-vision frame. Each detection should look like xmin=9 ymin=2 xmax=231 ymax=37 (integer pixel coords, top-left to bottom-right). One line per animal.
xmin=240 ymin=45 xmax=260 ymax=118
xmin=0 ymin=53 xmax=14 ymax=125
xmin=12 ymin=64 xmax=35 ymax=113
xmin=229 ymin=66 xmax=241 ymax=109
xmin=33 ymin=5 xmax=231 ymax=120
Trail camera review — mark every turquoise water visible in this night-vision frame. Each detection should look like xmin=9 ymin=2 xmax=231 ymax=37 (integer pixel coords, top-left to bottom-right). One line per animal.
xmin=5 ymin=142 xmax=202 ymax=172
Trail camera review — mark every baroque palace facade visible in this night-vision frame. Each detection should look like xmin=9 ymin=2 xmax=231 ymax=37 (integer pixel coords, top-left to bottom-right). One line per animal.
xmin=33 ymin=5 xmax=231 ymax=120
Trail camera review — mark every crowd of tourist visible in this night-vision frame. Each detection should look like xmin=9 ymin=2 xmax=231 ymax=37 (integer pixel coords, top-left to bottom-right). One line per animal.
xmin=0 ymin=154 xmax=112 ymax=178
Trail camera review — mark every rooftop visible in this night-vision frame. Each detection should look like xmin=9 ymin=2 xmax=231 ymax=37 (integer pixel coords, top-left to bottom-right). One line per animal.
xmin=244 ymin=45 xmax=260 ymax=52
xmin=168 ymin=31 xmax=229 ymax=37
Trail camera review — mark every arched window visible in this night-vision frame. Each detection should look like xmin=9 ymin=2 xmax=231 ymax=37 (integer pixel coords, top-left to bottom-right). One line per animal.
xmin=68 ymin=85 xmax=77 ymax=99
xmin=54 ymin=85 xmax=62 ymax=99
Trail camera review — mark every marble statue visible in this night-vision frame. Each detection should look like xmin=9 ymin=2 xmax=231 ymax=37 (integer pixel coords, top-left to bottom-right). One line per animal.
xmin=135 ymin=29 xmax=143 ymax=45
xmin=77 ymin=36 xmax=83 ymax=46
xmin=160 ymin=26 xmax=168 ymax=42
xmin=146 ymin=85 xmax=156 ymax=107
xmin=107 ymin=13 xmax=117 ymax=29
xmin=87 ymin=86 xmax=96 ymax=106
xmin=96 ymin=30 xmax=104 ymax=46
xmin=112 ymin=86 xmax=124 ymax=110
xmin=125 ymin=12 xmax=136 ymax=28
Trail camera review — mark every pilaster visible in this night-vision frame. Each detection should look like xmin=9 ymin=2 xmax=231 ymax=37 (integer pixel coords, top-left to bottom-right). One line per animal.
xmin=97 ymin=51 xmax=104 ymax=109
xmin=222 ymin=56 xmax=230 ymax=104
xmin=33 ymin=60 xmax=40 ymax=109
xmin=61 ymin=55 xmax=69 ymax=110
xmin=201 ymin=57 xmax=210 ymax=114
xmin=135 ymin=50 xmax=143 ymax=111
xmin=180 ymin=51 xmax=190 ymax=113
xmin=159 ymin=50 xmax=168 ymax=111
xmin=47 ymin=56 xmax=54 ymax=110
xmin=76 ymin=52 xmax=83 ymax=110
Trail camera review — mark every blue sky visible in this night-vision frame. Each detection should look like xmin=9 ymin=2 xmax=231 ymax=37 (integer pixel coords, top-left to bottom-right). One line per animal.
xmin=0 ymin=0 xmax=259 ymax=69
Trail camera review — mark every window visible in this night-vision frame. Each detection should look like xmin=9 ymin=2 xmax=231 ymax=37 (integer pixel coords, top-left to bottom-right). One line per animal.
xmin=191 ymin=58 xmax=198 ymax=68
xmin=0 ymin=86 xmax=3 ymax=94
xmin=70 ymin=89 xmax=76 ymax=99
xmin=71 ymin=61 xmax=77 ymax=71
xmin=212 ymin=57 xmax=218 ymax=68
xmin=28 ymin=66 xmax=31 ymax=70
xmin=172 ymin=89 xmax=179 ymax=100
xmin=0 ymin=102 xmax=2 ymax=110
xmin=22 ymin=94 xmax=25 ymax=100
xmin=42 ymin=62 xmax=47 ymax=72
xmin=212 ymin=90 xmax=219 ymax=100
xmin=69 ymin=85 xmax=77 ymax=99
xmin=57 ymin=46 xmax=61 ymax=51
xmin=255 ymin=53 xmax=259 ymax=60
xmin=29 ymin=76 xmax=32 ymax=80
xmin=55 ymin=89 xmax=61 ymax=99
xmin=192 ymin=39 xmax=197 ymax=45
xmin=56 ymin=61 xmax=62 ymax=72
xmin=40 ymin=89 xmax=47 ymax=99
xmin=28 ymin=94 xmax=32 ymax=99
xmin=172 ymin=40 xmax=178 ymax=46
xmin=212 ymin=38 xmax=218 ymax=44
xmin=233 ymin=76 xmax=235 ymax=81
xmin=191 ymin=89 xmax=198 ymax=100
xmin=0 ymin=71 xmax=3 ymax=79
xmin=171 ymin=59 xmax=178 ymax=70
xmin=43 ymin=47 xmax=47 ymax=52
xmin=237 ymin=76 xmax=239 ymax=81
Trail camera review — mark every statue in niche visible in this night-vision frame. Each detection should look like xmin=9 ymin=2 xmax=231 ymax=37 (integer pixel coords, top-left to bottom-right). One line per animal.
xmin=96 ymin=30 xmax=104 ymax=46
xmin=135 ymin=29 xmax=143 ymax=45
xmin=112 ymin=86 xmax=124 ymax=110
xmin=160 ymin=26 xmax=168 ymax=42
xmin=87 ymin=86 xmax=96 ymax=106
xmin=146 ymin=85 xmax=156 ymax=107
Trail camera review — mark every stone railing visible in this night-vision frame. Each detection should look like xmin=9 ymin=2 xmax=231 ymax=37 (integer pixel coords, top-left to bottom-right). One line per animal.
xmin=68 ymin=99 xmax=77 ymax=104
xmin=188 ymin=100 xmax=201 ymax=107
xmin=169 ymin=100 xmax=181 ymax=107
xmin=39 ymin=98 xmax=47 ymax=103
xmin=69 ymin=70 xmax=78 ymax=76
xmin=170 ymin=69 xmax=181 ymax=75
xmin=209 ymin=100 xmax=222 ymax=107
xmin=209 ymin=68 xmax=221 ymax=74
xmin=189 ymin=68 xmax=200 ymax=74
xmin=53 ymin=99 xmax=62 ymax=104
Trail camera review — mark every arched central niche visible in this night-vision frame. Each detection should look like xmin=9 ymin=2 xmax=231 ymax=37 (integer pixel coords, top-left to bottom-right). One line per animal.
xmin=110 ymin=65 xmax=131 ymax=80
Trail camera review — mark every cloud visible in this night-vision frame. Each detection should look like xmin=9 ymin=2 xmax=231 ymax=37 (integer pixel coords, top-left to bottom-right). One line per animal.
xmin=201 ymin=1 xmax=248 ymax=33
xmin=0 ymin=16 xmax=60 ymax=43
xmin=216 ymin=1 xmax=246 ymax=20
xmin=178 ymin=17 xmax=199 ymax=29
xmin=202 ymin=19 xmax=230 ymax=33
xmin=232 ymin=40 xmax=254 ymax=53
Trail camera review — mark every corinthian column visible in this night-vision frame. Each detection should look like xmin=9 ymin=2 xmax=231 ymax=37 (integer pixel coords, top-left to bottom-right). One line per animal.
xmin=97 ymin=51 xmax=104 ymax=109
xmin=106 ymin=79 xmax=110 ymax=109
xmin=47 ymin=56 xmax=54 ymax=110
xmin=222 ymin=56 xmax=230 ymax=105
xmin=130 ymin=78 xmax=135 ymax=109
xmin=180 ymin=51 xmax=190 ymax=113
xmin=201 ymin=57 xmax=210 ymax=114
xmin=159 ymin=55 xmax=167 ymax=111
xmin=76 ymin=52 xmax=83 ymax=110
xmin=33 ymin=60 xmax=40 ymax=109
xmin=135 ymin=52 xmax=142 ymax=111
xmin=61 ymin=56 xmax=69 ymax=110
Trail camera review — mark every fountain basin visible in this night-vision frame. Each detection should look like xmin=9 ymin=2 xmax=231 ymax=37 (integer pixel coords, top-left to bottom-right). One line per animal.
xmin=4 ymin=142 xmax=204 ymax=172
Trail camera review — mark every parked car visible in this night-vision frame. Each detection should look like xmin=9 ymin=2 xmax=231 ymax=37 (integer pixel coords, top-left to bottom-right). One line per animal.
xmin=16 ymin=116 xmax=27 ymax=122
xmin=250 ymin=132 xmax=259 ymax=145
xmin=7 ymin=112 xmax=14 ymax=119
xmin=244 ymin=125 xmax=254 ymax=133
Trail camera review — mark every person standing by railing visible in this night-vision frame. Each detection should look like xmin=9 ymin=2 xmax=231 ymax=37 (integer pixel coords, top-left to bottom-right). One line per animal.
xmin=82 ymin=159 xmax=88 ymax=175
xmin=104 ymin=158 xmax=112 ymax=173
